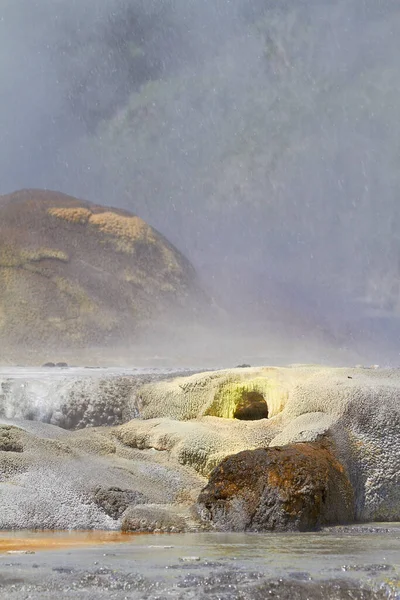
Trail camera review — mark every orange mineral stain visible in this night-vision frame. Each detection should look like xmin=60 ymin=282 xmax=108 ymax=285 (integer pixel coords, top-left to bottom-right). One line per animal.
xmin=0 ymin=531 xmax=140 ymax=553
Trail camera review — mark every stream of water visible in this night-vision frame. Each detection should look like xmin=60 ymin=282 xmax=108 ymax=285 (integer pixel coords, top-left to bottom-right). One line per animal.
xmin=0 ymin=527 xmax=399 ymax=598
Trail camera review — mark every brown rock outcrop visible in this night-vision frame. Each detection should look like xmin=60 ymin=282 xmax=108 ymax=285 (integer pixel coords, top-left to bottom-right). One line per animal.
xmin=0 ymin=189 xmax=206 ymax=352
xmin=197 ymin=442 xmax=355 ymax=531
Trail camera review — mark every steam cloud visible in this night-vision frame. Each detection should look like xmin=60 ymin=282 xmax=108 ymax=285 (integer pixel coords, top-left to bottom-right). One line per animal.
xmin=2 ymin=0 xmax=400 ymax=363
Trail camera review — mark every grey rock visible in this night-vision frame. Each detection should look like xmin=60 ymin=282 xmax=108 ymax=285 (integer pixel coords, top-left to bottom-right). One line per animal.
xmin=121 ymin=504 xmax=193 ymax=533
xmin=92 ymin=486 xmax=148 ymax=520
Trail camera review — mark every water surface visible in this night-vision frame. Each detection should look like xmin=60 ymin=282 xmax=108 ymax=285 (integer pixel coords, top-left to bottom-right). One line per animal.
xmin=0 ymin=526 xmax=399 ymax=598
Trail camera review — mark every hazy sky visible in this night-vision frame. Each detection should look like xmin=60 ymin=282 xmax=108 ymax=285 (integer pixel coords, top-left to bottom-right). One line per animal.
xmin=2 ymin=0 xmax=400 ymax=360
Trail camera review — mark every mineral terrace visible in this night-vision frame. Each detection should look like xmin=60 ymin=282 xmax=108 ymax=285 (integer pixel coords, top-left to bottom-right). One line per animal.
xmin=0 ymin=365 xmax=398 ymax=532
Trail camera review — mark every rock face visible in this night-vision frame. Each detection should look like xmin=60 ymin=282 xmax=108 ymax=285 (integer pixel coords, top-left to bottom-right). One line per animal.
xmin=0 ymin=189 xmax=205 ymax=352
xmin=197 ymin=442 xmax=355 ymax=532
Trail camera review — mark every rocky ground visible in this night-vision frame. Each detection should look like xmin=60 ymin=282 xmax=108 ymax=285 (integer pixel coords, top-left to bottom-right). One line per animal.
xmin=0 ymin=364 xmax=399 ymax=532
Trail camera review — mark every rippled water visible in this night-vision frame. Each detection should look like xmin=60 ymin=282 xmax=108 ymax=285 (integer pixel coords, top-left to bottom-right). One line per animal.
xmin=0 ymin=527 xmax=399 ymax=598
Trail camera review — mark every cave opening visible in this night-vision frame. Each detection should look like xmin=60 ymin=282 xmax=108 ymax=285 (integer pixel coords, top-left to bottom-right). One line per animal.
xmin=233 ymin=390 xmax=269 ymax=421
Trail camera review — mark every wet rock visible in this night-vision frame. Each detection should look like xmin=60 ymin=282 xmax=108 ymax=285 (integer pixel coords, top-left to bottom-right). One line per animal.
xmin=121 ymin=504 xmax=191 ymax=533
xmin=92 ymin=486 xmax=148 ymax=520
xmin=197 ymin=442 xmax=355 ymax=532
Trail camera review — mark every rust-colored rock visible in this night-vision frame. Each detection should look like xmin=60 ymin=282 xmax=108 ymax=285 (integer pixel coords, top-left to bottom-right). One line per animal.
xmin=197 ymin=442 xmax=355 ymax=531
xmin=0 ymin=189 xmax=206 ymax=352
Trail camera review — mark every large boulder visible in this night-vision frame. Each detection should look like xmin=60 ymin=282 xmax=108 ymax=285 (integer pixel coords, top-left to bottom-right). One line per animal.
xmin=0 ymin=189 xmax=205 ymax=353
xmin=197 ymin=442 xmax=355 ymax=532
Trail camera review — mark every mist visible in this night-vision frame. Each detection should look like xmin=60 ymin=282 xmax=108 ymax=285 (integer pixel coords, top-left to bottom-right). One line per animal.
xmin=2 ymin=0 xmax=400 ymax=364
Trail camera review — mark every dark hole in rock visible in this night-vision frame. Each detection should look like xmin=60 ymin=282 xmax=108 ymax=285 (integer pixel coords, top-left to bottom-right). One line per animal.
xmin=233 ymin=391 xmax=269 ymax=420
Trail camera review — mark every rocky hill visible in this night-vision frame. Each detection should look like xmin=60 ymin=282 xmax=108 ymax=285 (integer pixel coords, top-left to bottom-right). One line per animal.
xmin=0 ymin=189 xmax=206 ymax=354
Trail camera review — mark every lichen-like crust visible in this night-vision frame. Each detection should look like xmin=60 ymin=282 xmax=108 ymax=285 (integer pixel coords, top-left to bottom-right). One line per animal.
xmin=88 ymin=211 xmax=151 ymax=246
xmin=47 ymin=207 xmax=92 ymax=224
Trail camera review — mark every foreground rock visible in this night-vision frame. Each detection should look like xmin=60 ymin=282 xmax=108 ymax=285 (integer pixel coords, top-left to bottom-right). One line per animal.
xmin=0 ymin=189 xmax=205 ymax=354
xmin=121 ymin=504 xmax=198 ymax=533
xmin=0 ymin=365 xmax=399 ymax=530
xmin=197 ymin=442 xmax=355 ymax=531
